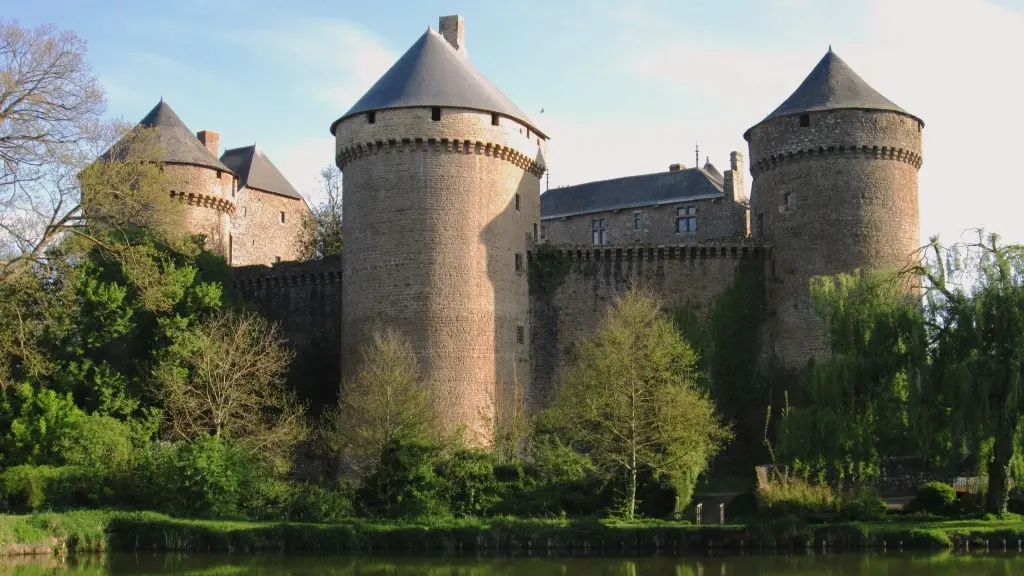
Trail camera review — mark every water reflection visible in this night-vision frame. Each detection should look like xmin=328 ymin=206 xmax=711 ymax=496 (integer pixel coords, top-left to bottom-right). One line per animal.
xmin=3 ymin=552 xmax=1024 ymax=575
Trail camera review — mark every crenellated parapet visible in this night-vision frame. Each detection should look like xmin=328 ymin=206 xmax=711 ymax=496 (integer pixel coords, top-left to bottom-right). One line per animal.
xmin=337 ymin=136 xmax=545 ymax=177
xmin=750 ymin=144 xmax=923 ymax=177
xmin=537 ymin=241 xmax=771 ymax=263
xmin=232 ymin=257 xmax=343 ymax=290
xmin=170 ymin=189 xmax=236 ymax=214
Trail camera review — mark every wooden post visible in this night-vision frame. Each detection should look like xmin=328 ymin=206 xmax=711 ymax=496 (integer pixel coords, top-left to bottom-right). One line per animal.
xmin=695 ymin=502 xmax=703 ymax=525
xmin=719 ymin=502 xmax=725 ymax=524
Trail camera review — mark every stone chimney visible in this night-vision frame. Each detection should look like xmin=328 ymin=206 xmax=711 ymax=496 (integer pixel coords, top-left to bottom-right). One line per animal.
xmin=723 ymin=151 xmax=745 ymax=202
xmin=669 ymin=163 xmax=686 ymax=172
xmin=439 ymin=15 xmax=467 ymax=56
xmin=197 ymin=130 xmax=219 ymax=156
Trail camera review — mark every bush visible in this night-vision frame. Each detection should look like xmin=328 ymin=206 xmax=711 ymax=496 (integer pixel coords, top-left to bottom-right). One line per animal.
xmin=838 ymin=486 xmax=887 ymax=521
xmin=907 ymin=481 xmax=957 ymax=516
xmin=356 ymin=439 xmax=448 ymax=519
xmin=439 ymin=449 xmax=503 ymax=517
xmin=0 ymin=465 xmax=120 ymax=512
xmin=282 ymin=481 xmax=355 ymax=523
xmin=755 ymin=470 xmax=834 ymax=518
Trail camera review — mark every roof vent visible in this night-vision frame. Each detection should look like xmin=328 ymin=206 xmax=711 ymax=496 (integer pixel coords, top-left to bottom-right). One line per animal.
xmin=439 ymin=15 xmax=466 ymax=56
xmin=669 ymin=163 xmax=685 ymax=172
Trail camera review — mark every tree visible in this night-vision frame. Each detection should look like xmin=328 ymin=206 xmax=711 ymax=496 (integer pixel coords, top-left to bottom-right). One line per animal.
xmin=542 ymin=290 xmax=732 ymax=520
xmin=775 ymin=270 xmax=925 ymax=485
xmin=911 ymin=232 xmax=1024 ymax=514
xmin=0 ymin=20 xmax=182 ymax=283
xmin=323 ymin=328 xmax=440 ymax=478
xmin=297 ymin=165 xmax=342 ymax=260
xmin=152 ymin=310 xmax=307 ymax=472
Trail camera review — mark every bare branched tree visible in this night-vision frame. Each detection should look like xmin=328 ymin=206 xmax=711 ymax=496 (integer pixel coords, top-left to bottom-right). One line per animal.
xmin=0 ymin=20 xmax=182 ymax=283
xmin=297 ymin=165 xmax=342 ymax=260
xmin=153 ymin=311 xmax=307 ymax=472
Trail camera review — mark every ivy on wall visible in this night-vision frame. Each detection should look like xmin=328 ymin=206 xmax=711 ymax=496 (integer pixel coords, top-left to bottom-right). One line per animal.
xmin=528 ymin=244 xmax=572 ymax=298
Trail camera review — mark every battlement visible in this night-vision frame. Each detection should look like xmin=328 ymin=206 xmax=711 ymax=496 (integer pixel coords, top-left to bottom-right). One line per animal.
xmin=337 ymin=136 xmax=545 ymax=177
xmin=170 ymin=189 xmax=236 ymax=214
xmin=232 ymin=256 xmax=342 ymax=290
xmin=536 ymin=241 xmax=770 ymax=263
xmin=750 ymin=144 xmax=923 ymax=177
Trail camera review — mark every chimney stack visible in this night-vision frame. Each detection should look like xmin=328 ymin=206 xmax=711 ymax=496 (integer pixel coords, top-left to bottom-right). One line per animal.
xmin=723 ymin=151 xmax=745 ymax=203
xmin=197 ymin=130 xmax=219 ymax=157
xmin=669 ymin=163 xmax=686 ymax=172
xmin=439 ymin=15 xmax=467 ymax=56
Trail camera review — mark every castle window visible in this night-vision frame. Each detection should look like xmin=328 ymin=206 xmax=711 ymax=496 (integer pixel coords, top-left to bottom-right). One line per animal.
xmin=799 ymin=114 xmax=810 ymax=127
xmin=515 ymin=194 xmax=520 ymax=211
xmin=275 ymin=256 xmax=281 ymax=263
xmin=517 ymin=324 xmax=525 ymax=345
xmin=217 ymin=170 xmax=222 ymax=179
xmin=515 ymin=252 xmax=523 ymax=274
xmin=784 ymin=192 xmax=792 ymax=211
xmin=280 ymin=211 xmax=286 ymax=224
xmin=757 ymin=214 xmax=764 ymax=236
xmin=533 ymin=223 xmax=538 ymax=240
xmin=491 ymin=113 xmax=499 ymax=126
xmin=367 ymin=111 xmax=376 ymax=124
xmin=431 ymin=107 xmax=441 ymax=121
xmin=540 ymin=225 xmax=546 ymax=240
xmin=676 ymin=206 xmax=697 ymax=233
xmin=228 ymin=234 xmax=232 ymax=265
xmin=592 ymin=218 xmax=607 ymax=245
xmin=634 ymin=212 xmax=642 ymax=230
xmin=242 ymin=207 xmax=247 ymax=217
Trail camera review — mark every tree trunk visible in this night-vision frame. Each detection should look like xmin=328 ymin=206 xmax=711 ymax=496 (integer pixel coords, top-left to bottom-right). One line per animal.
xmin=627 ymin=465 xmax=637 ymax=522
xmin=986 ymin=423 xmax=1014 ymax=515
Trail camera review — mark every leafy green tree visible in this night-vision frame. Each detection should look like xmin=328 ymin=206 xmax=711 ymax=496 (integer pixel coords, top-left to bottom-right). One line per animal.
xmin=912 ymin=232 xmax=1024 ymax=513
xmin=323 ymin=328 xmax=441 ymax=478
xmin=542 ymin=290 xmax=732 ymax=520
xmin=775 ymin=270 xmax=925 ymax=484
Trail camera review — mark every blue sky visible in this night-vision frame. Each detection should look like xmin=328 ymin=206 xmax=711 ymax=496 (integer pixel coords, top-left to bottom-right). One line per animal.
xmin=6 ymin=0 xmax=1024 ymax=244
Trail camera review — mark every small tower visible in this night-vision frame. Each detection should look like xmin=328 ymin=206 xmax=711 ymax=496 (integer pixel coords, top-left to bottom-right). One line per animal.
xmin=130 ymin=100 xmax=237 ymax=255
xmin=744 ymin=49 xmax=924 ymax=366
xmin=331 ymin=16 xmax=547 ymax=445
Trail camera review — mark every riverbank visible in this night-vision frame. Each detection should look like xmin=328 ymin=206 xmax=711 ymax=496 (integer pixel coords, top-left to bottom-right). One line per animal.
xmin=4 ymin=511 xmax=1024 ymax=556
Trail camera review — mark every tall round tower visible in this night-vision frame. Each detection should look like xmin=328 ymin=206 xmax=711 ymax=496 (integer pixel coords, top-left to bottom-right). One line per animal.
xmin=331 ymin=16 xmax=547 ymax=445
xmin=744 ymin=49 xmax=924 ymax=367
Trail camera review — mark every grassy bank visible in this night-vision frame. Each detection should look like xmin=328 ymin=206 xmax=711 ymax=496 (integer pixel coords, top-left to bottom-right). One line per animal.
xmin=4 ymin=511 xmax=1024 ymax=556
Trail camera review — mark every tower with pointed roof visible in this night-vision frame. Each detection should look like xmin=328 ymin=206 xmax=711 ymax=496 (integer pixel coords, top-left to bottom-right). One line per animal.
xmin=132 ymin=99 xmax=238 ymax=256
xmin=332 ymin=15 xmax=547 ymax=446
xmin=745 ymin=48 xmax=924 ymax=366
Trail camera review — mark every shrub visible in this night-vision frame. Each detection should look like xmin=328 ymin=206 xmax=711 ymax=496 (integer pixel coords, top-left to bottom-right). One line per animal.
xmin=755 ymin=469 xmax=834 ymax=518
xmin=907 ymin=481 xmax=957 ymax=516
xmin=440 ymin=449 xmax=503 ymax=517
xmin=356 ymin=439 xmax=448 ymax=519
xmin=283 ymin=481 xmax=355 ymax=523
xmin=838 ymin=486 xmax=887 ymax=521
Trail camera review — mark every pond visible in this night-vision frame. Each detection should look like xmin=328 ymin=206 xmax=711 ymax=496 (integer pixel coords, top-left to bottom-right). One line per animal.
xmin=4 ymin=552 xmax=1024 ymax=575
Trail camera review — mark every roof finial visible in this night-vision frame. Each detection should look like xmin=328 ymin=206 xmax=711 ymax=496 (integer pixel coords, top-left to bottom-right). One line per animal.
xmin=828 ymin=44 xmax=833 ymax=53
xmin=695 ymin=142 xmax=699 ymax=169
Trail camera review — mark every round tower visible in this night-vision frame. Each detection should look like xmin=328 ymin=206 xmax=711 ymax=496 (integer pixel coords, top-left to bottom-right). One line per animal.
xmin=134 ymin=99 xmax=236 ymax=257
xmin=744 ymin=49 xmax=923 ymax=367
xmin=331 ymin=16 xmax=547 ymax=446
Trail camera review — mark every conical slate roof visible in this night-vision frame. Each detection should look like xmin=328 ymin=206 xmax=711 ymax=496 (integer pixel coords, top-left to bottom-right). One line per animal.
xmin=330 ymin=29 xmax=543 ymax=137
xmin=220 ymin=144 xmax=301 ymax=199
xmin=746 ymin=49 xmax=921 ymax=136
xmin=134 ymin=99 xmax=232 ymax=172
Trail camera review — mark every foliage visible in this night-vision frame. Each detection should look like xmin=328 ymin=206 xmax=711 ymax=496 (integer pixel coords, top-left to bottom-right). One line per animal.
xmin=910 ymin=232 xmax=1024 ymax=514
xmin=323 ymin=328 xmax=441 ymax=478
xmin=541 ymin=290 xmax=732 ymax=520
xmin=754 ymin=468 xmax=834 ymax=519
xmin=298 ymin=165 xmax=343 ymax=260
xmin=528 ymin=243 xmax=571 ymax=297
xmin=837 ymin=486 xmax=887 ymax=521
xmin=776 ymin=269 xmax=924 ymax=485
xmin=356 ymin=438 xmax=448 ymax=519
xmin=907 ymin=482 xmax=959 ymax=516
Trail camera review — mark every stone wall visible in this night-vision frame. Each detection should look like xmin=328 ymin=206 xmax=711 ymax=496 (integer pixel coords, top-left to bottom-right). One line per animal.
xmin=166 ymin=163 xmax=235 ymax=256
xmin=334 ymin=106 xmax=545 ymax=446
xmin=746 ymin=109 xmax=922 ymax=366
xmin=231 ymin=188 xmax=309 ymax=266
xmin=232 ymin=257 xmax=343 ymax=410
xmin=541 ymin=195 xmax=748 ymax=247
xmin=529 ymin=242 xmax=770 ymax=408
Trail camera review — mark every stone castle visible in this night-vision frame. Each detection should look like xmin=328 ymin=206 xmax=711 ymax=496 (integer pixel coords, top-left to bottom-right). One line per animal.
xmin=132 ymin=15 xmax=924 ymax=445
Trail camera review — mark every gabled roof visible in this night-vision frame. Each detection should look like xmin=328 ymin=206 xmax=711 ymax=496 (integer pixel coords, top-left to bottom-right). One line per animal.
xmin=220 ymin=144 xmax=301 ymax=199
xmin=702 ymin=160 xmax=723 ymax=184
xmin=131 ymin=99 xmax=232 ymax=172
xmin=745 ymin=49 xmax=922 ymax=137
xmin=330 ymin=28 xmax=543 ymax=137
xmin=540 ymin=168 xmax=725 ymax=220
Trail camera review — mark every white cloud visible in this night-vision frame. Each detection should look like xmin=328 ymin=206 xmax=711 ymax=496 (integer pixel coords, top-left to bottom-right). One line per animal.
xmin=545 ymin=0 xmax=1024 ymax=245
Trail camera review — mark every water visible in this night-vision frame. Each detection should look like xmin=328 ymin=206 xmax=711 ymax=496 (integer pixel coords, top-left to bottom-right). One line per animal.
xmin=4 ymin=552 xmax=1024 ymax=575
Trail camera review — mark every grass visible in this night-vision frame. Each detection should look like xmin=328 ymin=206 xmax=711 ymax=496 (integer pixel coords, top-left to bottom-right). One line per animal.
xmin=3 ymin=510 xmax=1024 ymax=556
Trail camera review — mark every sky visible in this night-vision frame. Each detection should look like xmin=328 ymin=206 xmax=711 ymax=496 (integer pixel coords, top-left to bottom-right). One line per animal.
xmin=5 ymin=0 xmax=1024 ymax=245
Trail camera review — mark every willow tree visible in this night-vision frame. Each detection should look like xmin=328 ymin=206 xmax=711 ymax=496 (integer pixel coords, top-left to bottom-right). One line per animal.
xmin=542 ymin=290 xmax=732 ymax=520
xmin=912 ymin=232 xmax=1024 ymax=514
xmin=775 ymin=270 xmax=926 ymax=485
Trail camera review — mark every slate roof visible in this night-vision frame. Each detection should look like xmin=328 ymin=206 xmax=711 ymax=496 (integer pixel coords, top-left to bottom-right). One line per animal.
xmin=746 ymin=49 xmax=922 ymax=137
xmin=702 ymin=160 xmax=723 ymax=184
xmin=330 ymin=28 xmax=543 ymax=137
xmin=129 ymin=99 xmax=232 ymax=172
xmin=219 ymin=144 xmax=302 ymax=200
xmin=540 ymin=168 xmax=725 ymax=220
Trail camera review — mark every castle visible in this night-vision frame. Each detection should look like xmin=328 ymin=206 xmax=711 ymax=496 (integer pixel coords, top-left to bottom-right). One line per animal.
xmin=134 ymin=15 xmax=924 ymax=446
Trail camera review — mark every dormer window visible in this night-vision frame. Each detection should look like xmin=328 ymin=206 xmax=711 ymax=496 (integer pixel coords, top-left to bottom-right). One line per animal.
xmin=431 ymin=107 xmax=441 ymax=121
xmin=799 ymin=114 xmax=810 ymax=128
xmin=491 ymin=113 xmax=499 ymax=126
xmin=367 ymin=111 xmax=376 ymax=124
